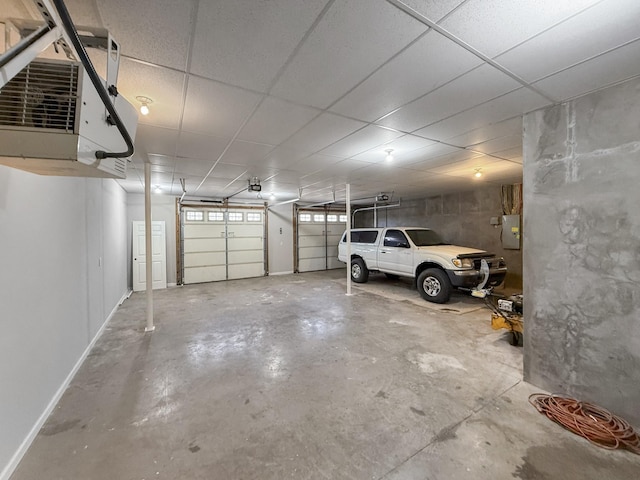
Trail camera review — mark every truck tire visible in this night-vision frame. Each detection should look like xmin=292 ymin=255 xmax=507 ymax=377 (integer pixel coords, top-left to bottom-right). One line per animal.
xmin=417 ymin=268 xmax=451 ymax=303
xmin=351 ymin=258 xmax=369 ymax=283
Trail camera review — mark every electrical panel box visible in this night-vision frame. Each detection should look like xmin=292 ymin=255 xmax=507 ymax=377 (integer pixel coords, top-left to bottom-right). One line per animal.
xmin=502 ymin=214 xmax=521 ymax=250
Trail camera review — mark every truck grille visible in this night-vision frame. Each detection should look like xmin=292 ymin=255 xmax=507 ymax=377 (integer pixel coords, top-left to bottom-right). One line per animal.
xmin=472 ymin=258 xmax=503 ymax=269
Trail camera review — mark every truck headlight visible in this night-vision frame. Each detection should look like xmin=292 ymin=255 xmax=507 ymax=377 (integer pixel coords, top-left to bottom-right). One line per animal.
xmin=452 ymin=258 xmax=473 ymax=268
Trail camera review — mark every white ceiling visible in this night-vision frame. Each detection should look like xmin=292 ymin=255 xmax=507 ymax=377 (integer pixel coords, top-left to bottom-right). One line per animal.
xmin=5 ymin=0 xmax=640 ymax=204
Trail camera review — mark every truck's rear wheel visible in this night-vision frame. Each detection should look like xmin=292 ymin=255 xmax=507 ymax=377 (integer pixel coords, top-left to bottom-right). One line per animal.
xmin=351 ymin=258 xmax=369 ymax=283
xmin=417 ymin=268 xmax=451 ymax=303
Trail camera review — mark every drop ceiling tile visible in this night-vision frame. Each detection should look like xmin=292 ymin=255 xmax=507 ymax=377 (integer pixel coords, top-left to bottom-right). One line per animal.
xmin=261 ymin=147 xmax=311 ymax=169
xmin=282 ymin=113 xmax=366 ymax=153
xmin=190 ymin=0 xmax=329 ymax=92
xmin=394 ymin=143 xmax=461 ymax=165
xmin=134 ymin=125 xmax=179 ymax=157
xmin=532 ymin=39 xmax=640 ymax=101
xmin=307 ymin=158 xmax=371 ymax=177
xmin=220 ymin=141 xmax=275 ymax=166
xmin=320 ymin=125 xmax=403 ymax=158
xmin=396 ymin=0 xmax=468 ymax=22
xmin=446 ymin=117 xmax=522 ymax=148
xmin=149 ymin=172 xmax=174 ymax=184
xmin=425 ymin=155 xmax=502 ymax=174
xmin=114 ymin=58 xmax=185 ymax=130
xmin=405 ymin=148 xmax=482 ymax=171
xmin=176 ymin=131 xmax=229 ymax=160
xmin=182 ymin=77 xmax=263 ymax=138
xmin=352 ymin=164 xmax=433 ymax=184
xmin=266 ymin=170 xmax=303 ymax=184
xmin=493 ymin=147 xmax=523 ymax=163
xmin=271 ymin=0 xmax=427 ymax=108
xmin=150 ymin=164 xmax=174 ymax=174
xmin=62 ymin=0 xmax=102 ymax=23
xmin=93 ymin=0 xmax=195 ymax=70
xmin=414 ymin=88 xmax=551 ymax=140
xmin=383 ymin=134 xmax=439 ymax=153
xmin=178 ymin=160 xmax=247 ymax=178
xmin=148 ymin=154 xmax=176 ymax=167
xmin=288 ymin=154 xmax=342 ymax=173
xmin=330 ymin=31 xmax=482 ymax=121
xmin=495 ymin=0 xmax=640 ymax=82
xmin=238 ymin=97 xmax=320 ymax=145
xmin=470 ymin=135 xmax=522 ymax=155
xmin=439 ymin=0 xmax=602 ymax=58
xmin=378 ymin=64 xmax=521 ymax=132
xmin=262 ymin=184 xmax=301 ymax=200
xmin=205 ymin=162 xmax=249 ymax=179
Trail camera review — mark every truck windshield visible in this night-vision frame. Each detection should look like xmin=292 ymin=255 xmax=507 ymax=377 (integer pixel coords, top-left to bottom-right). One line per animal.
xmin=405 ymin=229 xmax=448 ymax=246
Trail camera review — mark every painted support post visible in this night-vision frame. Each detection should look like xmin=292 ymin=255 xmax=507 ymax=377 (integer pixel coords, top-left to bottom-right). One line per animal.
xmin=346 ymin=183 xmax=352 ymax=296
xmin=144 ymin=162 xmax=155 ymax=332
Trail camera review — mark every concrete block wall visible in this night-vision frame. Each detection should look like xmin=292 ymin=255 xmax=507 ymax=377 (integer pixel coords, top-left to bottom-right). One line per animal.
xmin=370 ymin=186 xmax=523 ymax=289
xmin=523 ymin=77 xmax=640 ymax=427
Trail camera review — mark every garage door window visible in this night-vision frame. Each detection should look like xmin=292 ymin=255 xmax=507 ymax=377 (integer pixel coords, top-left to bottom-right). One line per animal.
xmin=327 ymin=214 xmax=337 ymax=222
xmin=247 ymin=212 xmax=262 ymax=222
xmin=186 ymin=211 xmax=204 ymax=221
xmin=208 ymin=211 xmax=224 ymax=222
xmin=313 ymin=214 xmax=325 ymax=222
xmin=228 ymin=212 xmax=243 ymax=222
xmin=299 ymin=213 xmax=311 ymax=222
xmin=339 ymin=214 xmax=347 ymax=222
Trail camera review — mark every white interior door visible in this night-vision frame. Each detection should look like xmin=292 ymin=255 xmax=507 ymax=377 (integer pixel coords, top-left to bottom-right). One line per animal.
xmin=132 ymin=221 xmax=167 ymax=292
xmin=297 ymin=211 xmax=346 ymax=272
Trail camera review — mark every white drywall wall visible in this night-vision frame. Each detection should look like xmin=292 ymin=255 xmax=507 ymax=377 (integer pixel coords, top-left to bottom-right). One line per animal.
xmin=0 ymin=166 xmax=128 ymax=479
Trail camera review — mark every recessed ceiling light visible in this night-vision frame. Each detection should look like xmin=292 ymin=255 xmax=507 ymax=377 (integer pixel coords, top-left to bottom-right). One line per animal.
xmin=385 ymin=149 xmax=394 ymax=162
xmin=270 ymin=193 xmax=276 ymax=201
xmin=154 ymin=185 xmax=162 ymax=194
xmin=474 ymin=168 xmax=482 ymax=178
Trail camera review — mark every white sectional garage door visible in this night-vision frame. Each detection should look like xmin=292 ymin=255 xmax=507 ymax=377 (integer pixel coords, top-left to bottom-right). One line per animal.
xmin=297 ymin=210 xmax=346 ymax=272
xmin=182 ymin=206 xmax=265 ymax=284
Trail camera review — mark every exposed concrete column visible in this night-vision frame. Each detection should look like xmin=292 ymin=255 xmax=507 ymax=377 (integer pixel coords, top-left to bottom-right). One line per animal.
xmin=523 ymin=77 xmax=640 ymax=426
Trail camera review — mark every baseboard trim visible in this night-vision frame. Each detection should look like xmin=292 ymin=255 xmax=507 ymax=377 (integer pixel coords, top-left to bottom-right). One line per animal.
xmin=268 ymin=271 xmax=294 ymax=276
xmin=0 ymin=289 xmax=128 ymax=480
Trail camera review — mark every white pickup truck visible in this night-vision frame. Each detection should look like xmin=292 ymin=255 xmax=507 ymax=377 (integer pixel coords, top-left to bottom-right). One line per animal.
xmin=337 ymin=227 xmax=507 ymax=303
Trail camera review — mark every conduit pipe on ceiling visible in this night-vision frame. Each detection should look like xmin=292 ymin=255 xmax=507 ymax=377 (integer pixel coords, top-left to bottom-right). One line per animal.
xmin=351 ymin=201 xmax=401 ymax=226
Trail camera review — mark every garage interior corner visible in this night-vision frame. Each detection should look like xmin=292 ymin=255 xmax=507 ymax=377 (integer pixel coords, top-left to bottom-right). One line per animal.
xmin=10 ymin=270 xmax=639 ymax=480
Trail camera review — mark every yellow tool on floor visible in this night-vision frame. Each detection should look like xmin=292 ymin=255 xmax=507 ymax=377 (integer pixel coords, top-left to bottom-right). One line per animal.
xmin=487 ymin=294 xmax=523 ymax=346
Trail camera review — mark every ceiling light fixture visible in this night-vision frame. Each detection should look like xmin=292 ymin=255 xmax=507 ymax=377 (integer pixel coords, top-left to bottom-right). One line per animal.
xmin=154 ymin=185 xmax=162 ymax=194
xmin=270 ymin=193 xmax=276 ymax=201
xmin=385 ymin=149 xmax=394 ymax=162
xmin=474 ymin=168 xmax=482 ymax=178
xmin=136 ymin=96 xmax=153 ymax=116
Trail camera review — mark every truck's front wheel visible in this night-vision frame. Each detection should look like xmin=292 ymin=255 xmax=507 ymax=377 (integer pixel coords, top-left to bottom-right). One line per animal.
xmin=351 ymin=258 xmax=369 ymax=283
xmin=417 ymin=269 xmax=451 ymax=303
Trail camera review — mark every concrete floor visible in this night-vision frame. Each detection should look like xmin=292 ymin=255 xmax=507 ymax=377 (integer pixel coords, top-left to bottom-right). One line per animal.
xmin=12 ymin=270 xmax=640 ymax=479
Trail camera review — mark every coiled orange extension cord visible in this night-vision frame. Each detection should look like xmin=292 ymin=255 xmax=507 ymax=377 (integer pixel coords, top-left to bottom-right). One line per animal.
xmin=529 ymin=394 xmax=640 ymax=454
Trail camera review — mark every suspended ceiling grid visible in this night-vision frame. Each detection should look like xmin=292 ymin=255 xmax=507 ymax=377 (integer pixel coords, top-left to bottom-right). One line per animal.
xmin=4 ymin=0 xmax=640 ymax=204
